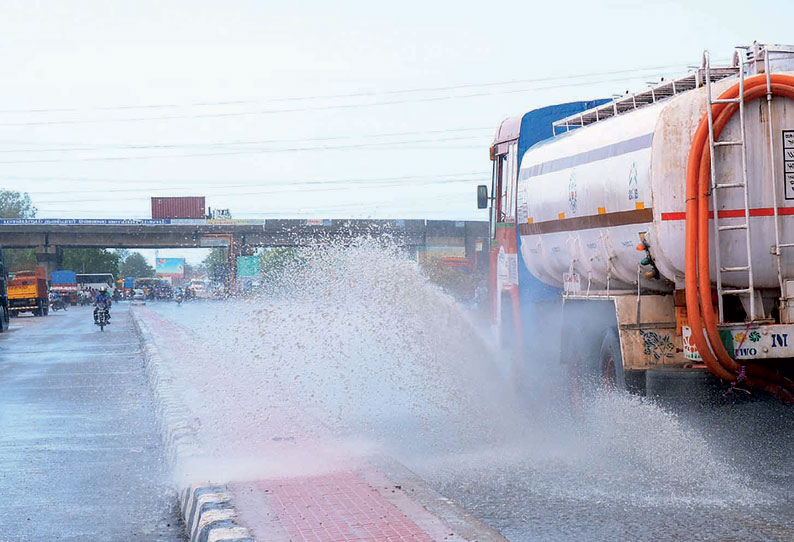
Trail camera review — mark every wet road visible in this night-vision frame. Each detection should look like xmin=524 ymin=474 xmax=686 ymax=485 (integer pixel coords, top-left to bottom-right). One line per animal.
xmin=0 ymin=304 xmax=184 ymax=542
xmin=143 ymin=287 xmax=794 ymax=542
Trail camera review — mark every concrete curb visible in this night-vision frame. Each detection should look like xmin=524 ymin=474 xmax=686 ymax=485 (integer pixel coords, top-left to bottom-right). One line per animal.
xmin=131 ymin=308 xmax=255 ymax=542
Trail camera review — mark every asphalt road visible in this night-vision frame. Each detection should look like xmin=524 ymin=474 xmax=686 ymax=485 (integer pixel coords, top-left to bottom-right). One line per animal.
xmin=143 ymin=297 xmax=794 ymax=542
xmin=0 ymin=304 xmax=184 ymax=542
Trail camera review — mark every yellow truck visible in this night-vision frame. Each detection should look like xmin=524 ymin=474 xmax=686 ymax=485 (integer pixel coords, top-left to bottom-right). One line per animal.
xmin=8 ymin=267 xmax=49 ymax=317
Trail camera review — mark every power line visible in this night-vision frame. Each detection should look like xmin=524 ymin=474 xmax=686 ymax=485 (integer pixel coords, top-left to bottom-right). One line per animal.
xmin=19 ymin=175 xmax=487 ymax=196
xmin=0 ymin=70 xmax=695 ymax=128
xmin=0 ymin=126 xmax=493 ymax=153
xmin=0 ymin=134 xmax=492 ymax=163
xmin=0 ymin=61 xmax=702 ymax=116
xmin=5 ymin=171 xmax=489 ymax=195
xmin=30 ymin=178 xmax=488 ymax=203
xmin=0 ymin=170 xmax=486 ymax=186
xmin=27 ymin=176 xmax=489 ymax=204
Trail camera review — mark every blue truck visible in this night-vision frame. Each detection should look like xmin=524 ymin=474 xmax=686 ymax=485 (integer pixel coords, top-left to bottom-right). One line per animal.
xmin=50 ymin=270 xmax=78 ymax=305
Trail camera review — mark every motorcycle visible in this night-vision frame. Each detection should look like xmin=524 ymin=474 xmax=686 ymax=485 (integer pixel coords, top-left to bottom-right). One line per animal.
xmin=49 ymin=292 xmax=67 ymax=311
xmin=175 ymin=289 xmax=184 ymax=305
xmin=94 ymin=304 xmax=110 ymax=331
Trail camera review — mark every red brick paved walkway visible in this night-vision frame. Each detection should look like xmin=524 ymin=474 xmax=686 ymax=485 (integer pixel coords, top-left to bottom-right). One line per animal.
xmin=263 ymin=471 xmax=434 ymax=542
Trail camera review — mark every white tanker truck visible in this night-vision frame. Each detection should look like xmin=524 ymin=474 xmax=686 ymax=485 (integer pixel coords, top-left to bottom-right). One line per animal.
xmin=479 ymin=43 xmax=794 ymax=402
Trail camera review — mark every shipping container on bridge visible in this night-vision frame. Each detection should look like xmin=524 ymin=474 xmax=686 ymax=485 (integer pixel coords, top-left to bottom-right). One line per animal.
xmin=151 ymin=196 xmax=206 ymax=219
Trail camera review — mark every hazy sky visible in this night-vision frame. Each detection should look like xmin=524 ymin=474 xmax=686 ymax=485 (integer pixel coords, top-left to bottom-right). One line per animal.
xmin=2 ymin=0 xmax=793 ymax=230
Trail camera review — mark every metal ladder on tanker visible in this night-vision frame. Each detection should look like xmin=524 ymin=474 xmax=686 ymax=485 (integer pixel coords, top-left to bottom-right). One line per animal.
xmin=704 ymin=51 xmax=757 ymax=322
xmin=705 ymin=46 xmax=791 ymax=323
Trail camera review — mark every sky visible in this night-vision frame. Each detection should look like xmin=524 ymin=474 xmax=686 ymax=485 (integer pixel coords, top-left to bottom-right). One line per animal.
xmin=1 ymin=1 xmax=794 ymax=263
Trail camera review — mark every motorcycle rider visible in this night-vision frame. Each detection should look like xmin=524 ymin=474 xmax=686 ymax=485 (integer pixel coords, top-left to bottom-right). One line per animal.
xmin=93 ymin=286 xmax=112 ymax=324
xmin=49 ymin=291 xmax=66 ymax=311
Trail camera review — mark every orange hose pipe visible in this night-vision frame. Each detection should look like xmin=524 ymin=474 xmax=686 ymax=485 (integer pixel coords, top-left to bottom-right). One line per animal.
xmin=698 ymin=82 xmax=794 ymax=375
xmin=697 ymin=138 xmax=787 ymax=388
xmin=698 ymin=82 xmax=794 ymax=394
xmin=686 ymin=74 xmax=794 ymax=397
xmin=685 ymin=103 xmax=735 ymax=381
xmin=689 ymin=74 xmax=756 ymax=373
xmin=686 ymin=76 xmax=777 ymax=382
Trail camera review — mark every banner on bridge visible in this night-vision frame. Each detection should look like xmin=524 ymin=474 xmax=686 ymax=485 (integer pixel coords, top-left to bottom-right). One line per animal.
xmin=0 ymin=218 xmax=265 ymax=226
xmin=0 ymin=218 xmax=172 ymax=225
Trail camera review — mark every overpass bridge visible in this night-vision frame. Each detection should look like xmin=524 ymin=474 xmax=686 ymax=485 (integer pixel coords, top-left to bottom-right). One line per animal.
xmin=0 ymin=218 xmax=489 ymax=278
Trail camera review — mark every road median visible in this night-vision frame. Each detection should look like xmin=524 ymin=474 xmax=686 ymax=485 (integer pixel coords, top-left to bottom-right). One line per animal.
xmin=132 ymin=305 xmax=507 ymax=542
xmin=132 ymin=308 xmax=255 ymax=542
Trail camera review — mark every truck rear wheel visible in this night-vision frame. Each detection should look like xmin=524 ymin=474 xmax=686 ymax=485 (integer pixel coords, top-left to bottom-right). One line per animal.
xmin=599 ymin=328 xmax=626 ymax=391
xmin=569 ymin=328 xmax=627 ymax=392
xmin=563 ymin=301 xmax=621 ymax=409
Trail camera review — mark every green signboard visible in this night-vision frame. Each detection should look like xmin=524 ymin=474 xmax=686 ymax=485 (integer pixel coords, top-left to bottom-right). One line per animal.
xmin=236 ymin=255 xmax=260 ymax=278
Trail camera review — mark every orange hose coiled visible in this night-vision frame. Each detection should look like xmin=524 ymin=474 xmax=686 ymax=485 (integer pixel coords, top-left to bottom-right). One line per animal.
xmin=685 ymin=74 xmax=794 ymax=402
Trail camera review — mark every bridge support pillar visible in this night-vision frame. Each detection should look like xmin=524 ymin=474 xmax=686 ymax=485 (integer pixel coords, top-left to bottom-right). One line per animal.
xmin=35 ymin=246 xmax=63 ymax=280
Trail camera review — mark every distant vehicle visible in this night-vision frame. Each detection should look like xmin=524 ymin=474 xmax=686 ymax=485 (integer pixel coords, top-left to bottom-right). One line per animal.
xmin=132 ymin=288 xmax=146 ymax=300
xmin=189 ymin=279 xmax=206 ymax=291
xmin=51 ymin=270 xmax=78 ymax=305
xmin=8 ymin=267 xmax=48 ymax=317
xmin=189 ymin=279 xmax=207 ymax=297
xmin=154 ymin=283 xmax=174 ymax=300
xmin=133 ymin=277 xmax=158 ymax=299
xmin=133 ymin=277 xmax=172 ymax=300
xmin=76 ymin=273 xmax=115 ymax=295
xmin=207 ymin=207 xmax=232 ymax=220
xmin=49 ymin=291 xmax=67 ymax=311
xmin=0 ymin=248 xmax=9 ymax=331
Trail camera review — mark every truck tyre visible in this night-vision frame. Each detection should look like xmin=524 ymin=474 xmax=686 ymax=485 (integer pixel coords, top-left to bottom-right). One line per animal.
xmin=599 ymin=328 xmax=626 ymax=391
